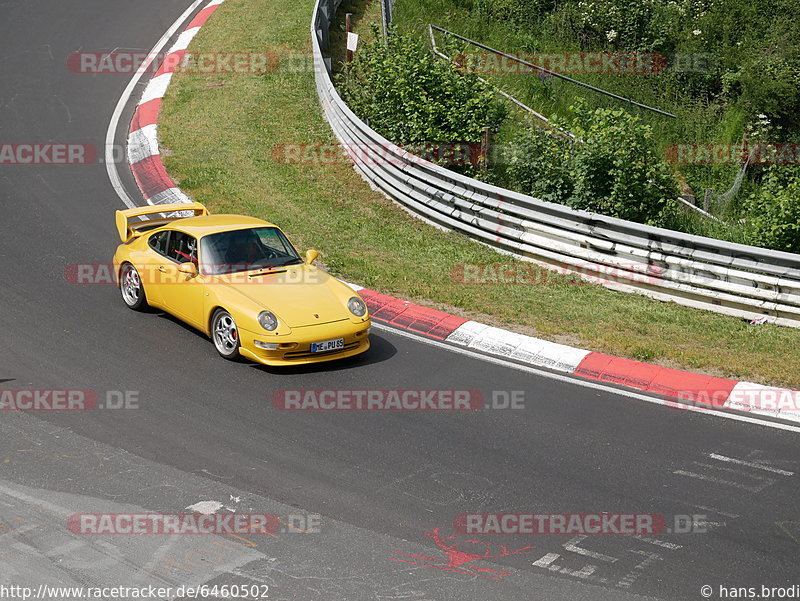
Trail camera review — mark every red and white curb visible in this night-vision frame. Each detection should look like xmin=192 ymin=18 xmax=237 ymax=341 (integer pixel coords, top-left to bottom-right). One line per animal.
xmin=127 ymin=0 xmax=225 ymax=206
xmin=124 ymin=0 xmax=800 ymax=427
xmin=347 ymin=285 xmax=800 ymax=424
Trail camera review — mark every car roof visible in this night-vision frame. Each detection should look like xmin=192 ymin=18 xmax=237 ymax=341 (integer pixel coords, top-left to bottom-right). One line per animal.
xmin=169 ymin=214 xmax=278 ymax=237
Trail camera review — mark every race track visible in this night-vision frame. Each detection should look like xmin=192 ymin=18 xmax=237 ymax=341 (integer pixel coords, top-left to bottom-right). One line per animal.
xmin=0 ymin=1 xmax=797 ymax=599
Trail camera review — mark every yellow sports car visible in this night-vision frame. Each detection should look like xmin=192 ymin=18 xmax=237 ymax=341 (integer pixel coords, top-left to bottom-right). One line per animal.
xmin=113 ymin=203 xmax=370 ymax=366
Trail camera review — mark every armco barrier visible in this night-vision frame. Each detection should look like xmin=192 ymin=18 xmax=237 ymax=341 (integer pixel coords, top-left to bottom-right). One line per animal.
xmin=311 ymin=0 xmax=800 ymax=328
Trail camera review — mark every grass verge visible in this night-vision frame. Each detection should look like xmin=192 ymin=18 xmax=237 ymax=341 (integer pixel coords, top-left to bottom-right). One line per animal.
xmin=158 ymin=0 xmax=800 ymax=388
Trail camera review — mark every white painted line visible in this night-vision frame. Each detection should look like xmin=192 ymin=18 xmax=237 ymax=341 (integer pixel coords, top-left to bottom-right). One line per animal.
xmin=632 ymin=535 xmax=682 ymax=550
xmin=695 ymin=521 xmax=726 ymax=528
xmin=563 ymin=536 xmax=617 ymax=562
xmin=672 ymin=469 xmax=767 ymax=492
xmin=707 ymin=453 xmax=795 ymax=476
xmin=689 ymin=504 xmax=739 ymax=519
xmin=105 ymin=0 xmax=210 ymax=209
xmin=185 ymin=500 xmax=223 ymax=514
xmin=369 ymin=321 xmax=800 ymax=433
xmin=532 ymin=552 xmax=562 ymax=569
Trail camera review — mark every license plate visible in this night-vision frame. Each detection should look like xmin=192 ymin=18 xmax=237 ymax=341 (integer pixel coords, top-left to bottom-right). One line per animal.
xmin=311 ymin=338 xmax=345 ymax=353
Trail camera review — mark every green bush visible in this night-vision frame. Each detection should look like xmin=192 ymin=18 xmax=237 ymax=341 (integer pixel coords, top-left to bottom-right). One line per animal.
xmin=473 ymin=0 xmax=554 ymax=27
xmin=740 ymin=167 xmax=800 ymax=253
xmin=469 ymin=0 xmax=800 ymax=131
xmin=338 ymin=27 xmax=506 ymax=147
xmin=507 ymin=103 xmax=678 ymax=224
xmin=505 ymin=126 xmax=573 ymax=204
xmin=724 ymin=56 xmax=800 ymax=133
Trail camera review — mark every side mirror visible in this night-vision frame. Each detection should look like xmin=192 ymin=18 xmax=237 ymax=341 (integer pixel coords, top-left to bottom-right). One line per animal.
xmin=306 ymin=249 xmax=320 ymax=264
xmin=178 ymin=262 xmax=198 ymax=277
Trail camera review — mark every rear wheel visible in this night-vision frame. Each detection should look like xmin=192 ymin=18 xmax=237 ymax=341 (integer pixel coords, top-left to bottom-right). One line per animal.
xmin=120 ymin=263 xmax=147 ymax=311
xmin=212 ymin=309 xmax=240 ymax=360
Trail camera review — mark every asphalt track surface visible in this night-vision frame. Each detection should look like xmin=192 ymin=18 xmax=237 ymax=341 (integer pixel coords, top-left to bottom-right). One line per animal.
xmin=0 ymin=1 xmax=798 ymax=599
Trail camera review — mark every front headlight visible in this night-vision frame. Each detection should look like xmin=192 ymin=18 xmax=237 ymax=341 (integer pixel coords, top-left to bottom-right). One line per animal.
xmin=347 ymin=296 xmax=367 ymax=317
xmin=258 ymin=310 xmax=279 ymax=331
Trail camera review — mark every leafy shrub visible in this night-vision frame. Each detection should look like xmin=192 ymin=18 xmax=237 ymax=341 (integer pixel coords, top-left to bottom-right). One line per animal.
xmin=568 ymin=0 xmax=687 ymax=52
xmin=473 ymin=0 xmax=554 ymax=27
xmin=507 ymin=103 xmax=678 ymax=224
xmin=724 ymin=56 xmax=800 ymax=133
xmin=338 ymin=27 xmax=506 ymax=147
xmin=471 ymin=0 xmax=800 ymax=130
xmin=505 ymin=126 xmax=573 ymax=204
xmin=740 ymin=167 xmax=800 ymax=253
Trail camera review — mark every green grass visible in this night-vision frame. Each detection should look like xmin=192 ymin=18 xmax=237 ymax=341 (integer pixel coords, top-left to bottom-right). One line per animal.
xmin=158 ymin=0 xmax=800 ymax=388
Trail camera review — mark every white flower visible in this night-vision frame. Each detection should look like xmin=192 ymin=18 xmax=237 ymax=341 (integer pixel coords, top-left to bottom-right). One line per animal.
xmin=606 ymin=29 xmax=618 ymax=41
xmin=692 ymin=29 xmax=702 ymax=35
xmin=757 ymin=113 xmax=768 ymax=119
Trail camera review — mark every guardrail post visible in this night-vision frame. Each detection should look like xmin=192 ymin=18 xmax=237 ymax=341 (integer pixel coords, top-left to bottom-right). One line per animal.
xmin=345 ymin=13 xmax=353 ymax=65
xmin=481 ymin=127 xmax=492 ymax=171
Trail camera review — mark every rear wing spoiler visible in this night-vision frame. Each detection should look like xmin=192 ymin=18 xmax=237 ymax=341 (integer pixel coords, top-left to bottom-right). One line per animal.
xmin=115 ymin=202 xmax=209 ymax=243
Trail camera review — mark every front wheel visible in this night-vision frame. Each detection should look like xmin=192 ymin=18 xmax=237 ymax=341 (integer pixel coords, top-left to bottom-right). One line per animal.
xmin=119 ymin=263 xmax=148 ymax=311
xmin=211 ymin=309 xmax=240 ymax=360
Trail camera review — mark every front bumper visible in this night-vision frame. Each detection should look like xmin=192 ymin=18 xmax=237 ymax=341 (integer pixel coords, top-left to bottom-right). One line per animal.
xmin=237 ymin=318 xmax=371 ymax=366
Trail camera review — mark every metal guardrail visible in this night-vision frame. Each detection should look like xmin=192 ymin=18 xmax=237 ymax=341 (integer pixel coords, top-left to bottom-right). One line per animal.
xmin=310 ymin=0 xmax=800 ymax=328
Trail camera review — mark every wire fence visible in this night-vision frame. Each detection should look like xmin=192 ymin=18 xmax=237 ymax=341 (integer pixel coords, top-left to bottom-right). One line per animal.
xmin=430 ymin=25 xmax=676 ymax=119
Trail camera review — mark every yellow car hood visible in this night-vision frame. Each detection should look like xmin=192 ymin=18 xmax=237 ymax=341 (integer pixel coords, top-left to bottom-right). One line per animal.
xmin=214 ymin=264 xmax=355 ymax=328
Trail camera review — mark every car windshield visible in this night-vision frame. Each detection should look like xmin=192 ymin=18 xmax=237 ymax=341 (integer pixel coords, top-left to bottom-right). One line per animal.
xmin=199 ymin=227 xmax=303 ymax=275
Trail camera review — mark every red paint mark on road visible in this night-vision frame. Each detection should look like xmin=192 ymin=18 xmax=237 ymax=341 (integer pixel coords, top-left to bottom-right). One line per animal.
xmin=389 ymin=527 xmax=534 ymax=581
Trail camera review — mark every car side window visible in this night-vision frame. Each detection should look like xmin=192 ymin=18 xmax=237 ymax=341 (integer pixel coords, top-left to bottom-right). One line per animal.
xmin=148 ymin=231 xmax=170 ymax=256
xmin=166 ymin=231 xmax=198 ymax=265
